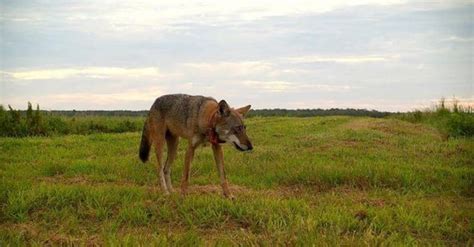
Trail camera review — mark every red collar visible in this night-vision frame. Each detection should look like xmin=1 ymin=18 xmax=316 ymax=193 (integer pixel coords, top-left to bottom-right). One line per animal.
xmin=207 ymin=111 xmax=222 ymax=145
xmin=208 ymin=128 xmax=220 ymax=145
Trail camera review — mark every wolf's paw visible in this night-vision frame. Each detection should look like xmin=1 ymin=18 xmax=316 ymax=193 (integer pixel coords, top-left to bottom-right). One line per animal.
xmin=180 ymin=188 xmax=188 ymax=197
xmin=224 ymin=193 xmax=235 ymax=200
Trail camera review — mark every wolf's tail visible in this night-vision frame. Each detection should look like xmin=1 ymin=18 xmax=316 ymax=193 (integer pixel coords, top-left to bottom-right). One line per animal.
xmin=139 ymin=118 xmax=151 ymax=163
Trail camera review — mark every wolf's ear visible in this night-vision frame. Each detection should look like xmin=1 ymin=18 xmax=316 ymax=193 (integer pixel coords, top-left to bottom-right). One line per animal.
xmin=236 ymin=105 xmax=251 ymax=117
xmin=218 ymin=100 xmax=231 ymax=117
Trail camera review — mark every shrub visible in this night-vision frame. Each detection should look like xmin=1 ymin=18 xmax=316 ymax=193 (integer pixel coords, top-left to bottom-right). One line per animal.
xmin=0 ymin=104 xmax=143 ymax=137
xmin=394 ymin=98 xmax=473 ymax=138
xmin=446 ymin=112 xmax=474 ymax=137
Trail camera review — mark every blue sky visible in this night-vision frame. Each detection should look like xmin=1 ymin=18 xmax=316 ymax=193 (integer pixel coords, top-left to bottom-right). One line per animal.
xmin=1 ymin=0 xmax=472 ymax=111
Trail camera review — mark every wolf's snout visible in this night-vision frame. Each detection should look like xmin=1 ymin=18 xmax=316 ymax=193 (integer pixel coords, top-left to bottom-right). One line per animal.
xmin=247 ymin=142 xmax=253 ymax=151
xmin=232 ymin=141 xmax=253 ymax=152
xmin=240 ymin=141 xmax=253 ymax=151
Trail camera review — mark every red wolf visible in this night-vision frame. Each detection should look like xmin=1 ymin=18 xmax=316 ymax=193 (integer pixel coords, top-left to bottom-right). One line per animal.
xmin=139 ymin=94 xmax=252 ymax=198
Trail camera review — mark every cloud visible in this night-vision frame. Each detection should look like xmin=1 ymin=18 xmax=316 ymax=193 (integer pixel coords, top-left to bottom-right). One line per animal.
xmin=1 ymin=1 xmax=472 ymax=112
xmin=443 ymin=36 xmax=474 ymax=43
xmin=50 ymin=89 xmax=161 ymax=104
xmin=282 ymin=55 xmax=398 ymax=64
xmin=4 ymin=1 xmax=408 ymax=30
xmin=3 ymin=86 xmax=164 ymax=110
xmin=4 ymin=67 xmax=161 ymax=80
xmin=182 ymin=61 xmax=272 ymax=76
xmin=242 ymin=80 xmax=353 ymax=93
xmin=242 ymin=80 xmax=293 ymax=92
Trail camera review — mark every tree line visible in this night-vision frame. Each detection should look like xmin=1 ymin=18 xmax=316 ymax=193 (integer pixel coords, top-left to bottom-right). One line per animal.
xmin=6 ymin=101 xmax=471 ymax=138
xmin=0 ymin=104 xmax=391 ymax=137
xmin=48 ymin=108 xmax=391 ymax=118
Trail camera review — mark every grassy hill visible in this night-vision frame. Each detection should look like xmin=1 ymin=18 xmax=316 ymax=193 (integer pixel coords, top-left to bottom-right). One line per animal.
xmin=0 ymin=116 xmax=472 ymax=245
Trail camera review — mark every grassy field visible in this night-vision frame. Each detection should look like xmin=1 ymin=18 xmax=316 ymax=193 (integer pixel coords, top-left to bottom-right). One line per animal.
xmin=0 ymin=116 xmax=473 ymax=245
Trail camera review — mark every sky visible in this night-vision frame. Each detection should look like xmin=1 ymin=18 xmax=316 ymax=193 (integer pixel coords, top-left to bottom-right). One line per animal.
xmin=0 ymin=0 xmax=473 ymax=112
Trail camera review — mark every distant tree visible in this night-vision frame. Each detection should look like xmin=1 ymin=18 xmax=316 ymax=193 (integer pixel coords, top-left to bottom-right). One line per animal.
xmin=452 ymin=97 xmax=459 ymax=113
xmin=8 ymin=105 xmax=20 ymax=125
xmin=32 ymin=104 xmax=44 ymax=135
xmin=7 ymin=105 xmax=25 ymax=136
xmin=0 ymin=105 xmax=6 ymax=136
xmin=26 ymin=102 xmax=34 ymax=134
xmin=440 ymin=97 xmax=446 ymax=110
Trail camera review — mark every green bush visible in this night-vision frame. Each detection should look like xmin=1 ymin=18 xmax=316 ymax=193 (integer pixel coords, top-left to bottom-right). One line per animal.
xmin=0 ymin=105 xmax=28 ymax=137
xmin=0 ymin=104 xmax=144 ymax=137
xmin=446 ymin=112 xmax=474 ymax=137
xmin=45 ymin=116 xmax=70 ymax=135
xmin=394 ymin=98 xmax=473 ymax=138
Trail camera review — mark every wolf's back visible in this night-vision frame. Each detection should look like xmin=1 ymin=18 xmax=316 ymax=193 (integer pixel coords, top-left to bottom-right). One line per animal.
xmin=153 ymin=94 xmax=215 ymax=126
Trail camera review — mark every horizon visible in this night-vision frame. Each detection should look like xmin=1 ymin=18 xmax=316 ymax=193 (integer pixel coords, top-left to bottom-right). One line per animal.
xmin=3 ymin=99 xmax=466 ymax=114
xmin=1 ymin=1 xmax=473 ymax=112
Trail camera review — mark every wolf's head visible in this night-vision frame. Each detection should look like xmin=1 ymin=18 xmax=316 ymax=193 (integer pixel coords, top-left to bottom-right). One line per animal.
xmin=214 ymin=100 xmax=253 ymax=152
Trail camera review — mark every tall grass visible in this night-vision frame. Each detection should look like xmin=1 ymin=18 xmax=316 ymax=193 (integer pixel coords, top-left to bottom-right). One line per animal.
xmin=0 ymin=104 xmax=145 ymax=137
xmin=395 ymin=98 xmax=473 ymax=138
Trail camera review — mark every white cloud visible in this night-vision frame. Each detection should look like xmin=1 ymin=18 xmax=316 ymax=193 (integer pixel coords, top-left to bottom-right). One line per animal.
xmin=242 ymin=80 xmax=293 ymax=92
xmin=50 ymin=89 xmax=162 ymax=103
xmin=3 ymin=67 xmax=161 ymax=80
xmin=182 ymin=61 xmax=273 ymax=76
xmin=179 ymin=55 xmax=398 ymax=80
xmin=1 ymin=1 xmax=472 ymax=112
xmin=443 ymin=36 xmax=474 ymax=43
xmin=4 ymin=0 xmax=408 ymax=34
xmin=3 ymin=86 xmax=164 ymax=110
xmin=242 ymin=80 xmax=353 ymax=93
xmin=282 ymin=55 xmax=398 ymax=64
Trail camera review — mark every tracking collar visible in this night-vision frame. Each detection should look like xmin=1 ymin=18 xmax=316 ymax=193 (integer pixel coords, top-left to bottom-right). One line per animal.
xmin=207 ymin=110 xmax=225 ymax=145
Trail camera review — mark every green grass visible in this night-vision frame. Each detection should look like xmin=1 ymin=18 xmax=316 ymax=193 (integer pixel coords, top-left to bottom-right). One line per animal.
xmin=0 ymin=116 xmax=473 ymax=245
xmin=393 ymin=99 xmax=473 ymax=138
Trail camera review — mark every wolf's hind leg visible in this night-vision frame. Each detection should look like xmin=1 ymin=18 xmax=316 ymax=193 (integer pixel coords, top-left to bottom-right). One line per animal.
xmin=150 ymin=119 xmax=169 ymax=194
xmin=155 ymin=140 xmax=168 ymax=194
xmin=164 ymin=133 xmax=179 ymax=192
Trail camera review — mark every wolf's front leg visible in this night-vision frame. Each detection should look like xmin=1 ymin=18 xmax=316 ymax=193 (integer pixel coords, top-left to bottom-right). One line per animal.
xmin=181 ymin=143 xmax=195 ymax=196
xmin=212 ymin=144 xmax=234 ymax=199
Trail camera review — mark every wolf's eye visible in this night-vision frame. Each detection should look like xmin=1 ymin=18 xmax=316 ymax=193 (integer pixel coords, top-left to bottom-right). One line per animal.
xmin=232 ymin=125 xmax=246 ymax=133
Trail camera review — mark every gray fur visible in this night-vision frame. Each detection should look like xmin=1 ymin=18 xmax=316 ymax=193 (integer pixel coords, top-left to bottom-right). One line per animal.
xmin=152 ymin=94 xmax=216 ymax=130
